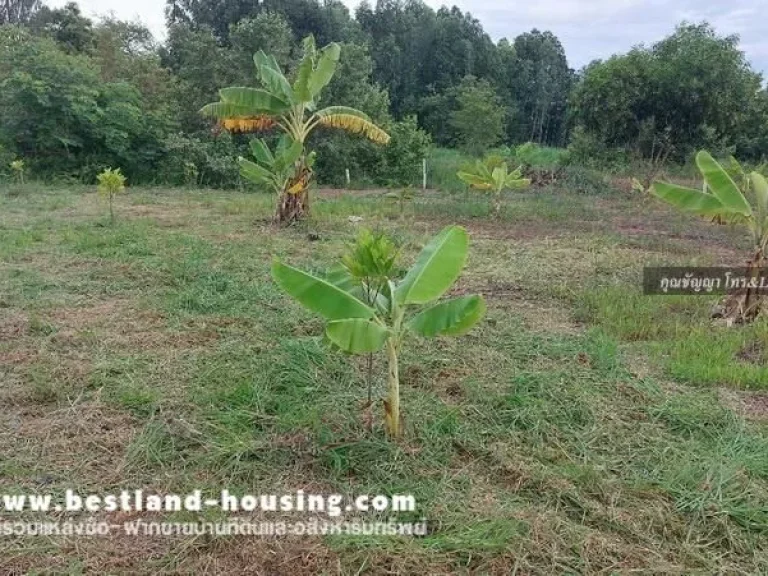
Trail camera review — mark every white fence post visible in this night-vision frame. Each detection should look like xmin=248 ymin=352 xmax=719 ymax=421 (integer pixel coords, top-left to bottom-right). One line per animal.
xmin=422 ymin=158 xmax=427 ymax=190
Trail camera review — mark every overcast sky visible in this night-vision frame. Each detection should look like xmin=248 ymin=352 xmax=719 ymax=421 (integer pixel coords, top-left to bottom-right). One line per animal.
xmin=49 ymin=0 xmax=768 ymax=76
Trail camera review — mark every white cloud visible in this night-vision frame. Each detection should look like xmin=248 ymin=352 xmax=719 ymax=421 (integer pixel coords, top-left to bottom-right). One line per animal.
xmin=48 ymin=0 xmax=167 ymax=40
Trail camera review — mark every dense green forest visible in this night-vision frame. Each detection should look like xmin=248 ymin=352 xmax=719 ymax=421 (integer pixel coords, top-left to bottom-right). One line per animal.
xmin=1 ymin=0 xmax=767 ymax=188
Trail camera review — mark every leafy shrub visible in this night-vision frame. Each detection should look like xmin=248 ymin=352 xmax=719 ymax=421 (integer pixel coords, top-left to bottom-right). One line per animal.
xmin=314 ymin=117 xmax=430 ymax=188
xmin=158 ymin=133 xmax=241 ymax=189
xmin=560 ymin=165 xmax=608 ymax=194
xmin=378 ymin=117 xmax=431 ymax=186
xmin=512 ymin=142 xmax=570 ymax=168
xmin=10 ymin=159 xmax=25 ymax=184
xmin=0 ymin=28 xmax=170 ymax=185
xmin=567 ymin=126 xmax=630 ymax=170
xmin=427 ymin=148 xmax=472 ymax=193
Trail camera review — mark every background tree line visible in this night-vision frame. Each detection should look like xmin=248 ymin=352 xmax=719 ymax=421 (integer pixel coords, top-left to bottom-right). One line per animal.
xmin=1 ymin=0 xmax=766 ymax=188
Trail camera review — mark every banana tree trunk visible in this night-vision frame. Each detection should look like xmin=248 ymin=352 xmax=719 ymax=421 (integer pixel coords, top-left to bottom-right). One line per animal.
xmin=742 ymin=249 xmax=765 ymax=322
xmin=384 ymin=338 xmax=400 ymax=438
xmin=276 ymin=188 xmax=308 ymax=224
xmin=493 ymin=194 xmax=501 ymax=218
xmin=713 ymin=249 xmax=765 ymax=324
xmin=275 ymin=157 xmax=312 ymax=225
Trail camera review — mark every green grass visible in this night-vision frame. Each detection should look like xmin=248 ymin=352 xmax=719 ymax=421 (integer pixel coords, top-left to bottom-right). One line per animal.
xmin=576 ymin=286 xmax=768 ymax=389
xmin=0 ymin=183 xmax=766 ymax=573
xmin=427 ymin=145 xmax=614 ymax=196
xmin=427 ymin=147 xmax=473 ymax=193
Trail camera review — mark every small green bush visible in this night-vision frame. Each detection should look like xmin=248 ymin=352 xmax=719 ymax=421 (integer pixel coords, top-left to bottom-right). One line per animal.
xmin=567 ymin=126 xmax=630 ymax=170
xmin=10 ymin=159 xmax=25 ymax=184
xmin=157 ymin=133 xmax=241 ymax=189
xmin=427 ymin=148 xmax=472 ymax=193
xmin=315 ymin=117 xmax=430 ymax=188
xmin=560 ymin=165 xmax=609 ymax=194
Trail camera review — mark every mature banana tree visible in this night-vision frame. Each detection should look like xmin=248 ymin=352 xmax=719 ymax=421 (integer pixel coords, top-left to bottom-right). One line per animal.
xmin=201 ymin=36 xmax=390 ymax=224
xmin=651 ymin=151 xmax=768 ymax=323
xmin=272 ymin=226 xmax=485 ymax=438
xmin=457 ymin=157 xmax=531 ymax=216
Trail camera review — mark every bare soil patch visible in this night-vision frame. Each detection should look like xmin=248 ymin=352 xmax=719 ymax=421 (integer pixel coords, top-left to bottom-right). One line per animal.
xmin=736 ymin=340 xmax=767 ymax=365
xmin=0 ymin=312 xmax=29 ymax=342
xmin=720 ymin=388 xmax=768 ymax=421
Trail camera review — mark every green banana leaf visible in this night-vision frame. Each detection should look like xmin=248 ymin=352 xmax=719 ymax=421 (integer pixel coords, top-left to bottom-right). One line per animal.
xmin=696 ymin=151 xmax=752 ymax=216
xmin=219 ymin=87 xmax=289 ymax=114
xmin=407 ymin=295 xmax=486 ymax=338
xmin=326 ymin=319 xmax=389 ymax=354
xmin=308 ymin=43 xmax=341 ymax=98
xmin=293 ymin=36 xmax=316 ymax=102
xmin=239 ymin=158 xmax=273 ymax=185
xmin=272 ymin=260 xmax=375 ymax=321
xmin=254 ymin=51 xmax=294 ymax=103
xmin=651 ymin=182 xmax=726 ymax=217
xmin=249 ymin=139 xmax=274 ymax=166
xmin=395 ymin=226 xmax=468 ymax=305
xmin=751 ymin=172 xmax=768 ymax=218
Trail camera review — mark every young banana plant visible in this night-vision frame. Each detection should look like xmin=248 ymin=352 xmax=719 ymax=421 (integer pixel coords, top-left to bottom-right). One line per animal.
xmin=333 ymin=228 xmax=402 ymax=416
xmin=651 ymin=150 xmax=768 ymax=322
xmin=272 ymin=226 xmax=486 ymax=438
xmin=384 ymin=187 xmax=415 ymax=220
xmin=457 ymin=158 xmax=531 ymax=216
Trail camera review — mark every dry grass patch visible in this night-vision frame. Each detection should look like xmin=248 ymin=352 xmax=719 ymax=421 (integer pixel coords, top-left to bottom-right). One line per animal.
xmin=0 ymin=400 xmax=138 ymax=487
xmin=45 ymin=299 xmax=218 ymax=353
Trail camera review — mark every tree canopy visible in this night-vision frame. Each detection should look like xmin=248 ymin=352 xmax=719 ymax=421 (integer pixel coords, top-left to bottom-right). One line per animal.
xmin=0 ymin=0 xmax=766 ymax=187
xmin=570 ymin=23 xmax=765 ymax=160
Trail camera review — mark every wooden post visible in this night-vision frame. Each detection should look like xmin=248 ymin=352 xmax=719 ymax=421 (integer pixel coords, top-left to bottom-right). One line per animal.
xmin=422 ymin=158 xmax=427 ymax=190
xmin=345 ymin=168 xmax=351 ymax=187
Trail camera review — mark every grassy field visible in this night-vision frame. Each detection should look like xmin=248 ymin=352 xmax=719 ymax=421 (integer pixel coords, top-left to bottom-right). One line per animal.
xmin=1 ymin=183 xmax=767 ymax=574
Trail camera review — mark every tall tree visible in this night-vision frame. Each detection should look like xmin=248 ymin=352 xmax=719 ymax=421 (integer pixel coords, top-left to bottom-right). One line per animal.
xmin=161 ymin=23 xmax=240 ymax=130
xmin=357 ymin=0 xmax=498 ymax=118
xmin=0 ymin=0 xmax=40 ymax=25
xmin=570 ymin=23 xmax=764 ymax=160
xmin=166 ymin=0 xmax=360 ymax=45
xmin=507 ymin=29 xmax=571 ymax=146
xmin=449 ymin=75 xmax=505 ymax=155
xmin=28 ymin=2 xmax=95 ymax=54
xmin=229 ymin=11 xmax=295 ymax=79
